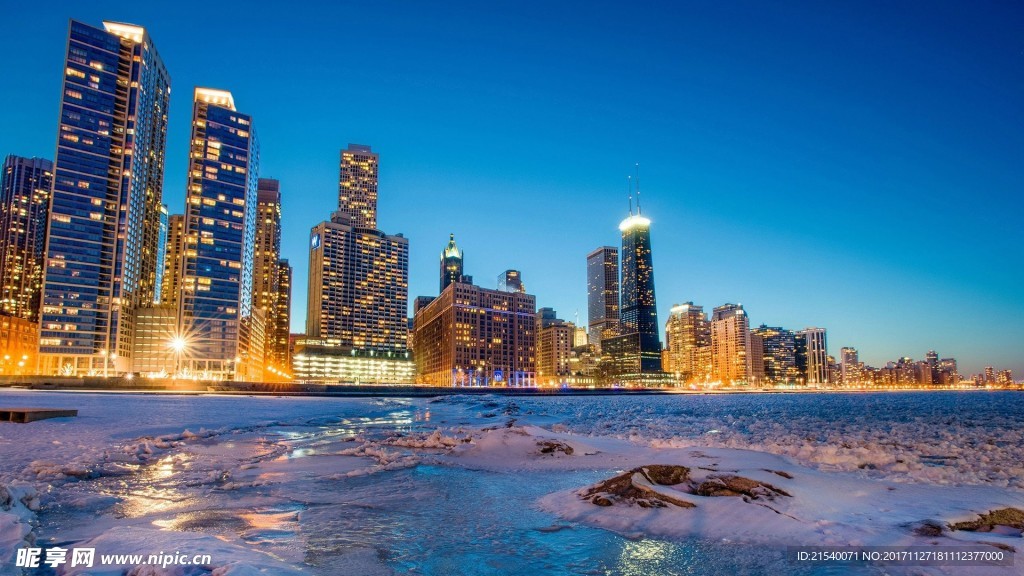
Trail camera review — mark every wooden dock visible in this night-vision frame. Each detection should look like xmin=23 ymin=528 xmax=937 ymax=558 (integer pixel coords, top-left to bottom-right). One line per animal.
xmin=0 ymin=407 xmax=78 ymax=423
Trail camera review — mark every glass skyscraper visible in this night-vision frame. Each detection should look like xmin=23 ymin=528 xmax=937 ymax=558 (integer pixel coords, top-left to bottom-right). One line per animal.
xmin=39 ymin=21 xmax=170 ymax=375
xmin=603 ymin=212 xmax=665 ymax=383
xmin=586 ymin=246 xmax=618 ymax=347
xmin=178 ymin=88 xmax=259 ymax=380
xmin=153 ymin=204 xmax=169 ymax=304
xmin=0 ymin=156 xmax=53 ymax=322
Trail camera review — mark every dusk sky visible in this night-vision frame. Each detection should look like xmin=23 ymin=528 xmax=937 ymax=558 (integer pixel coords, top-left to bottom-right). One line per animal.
xmin=1 ymin=1 xmax=1021 ymax=376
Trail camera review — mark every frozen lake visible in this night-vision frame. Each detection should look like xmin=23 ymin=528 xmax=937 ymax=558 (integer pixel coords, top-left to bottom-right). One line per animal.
xmin=2 ymin=390 xmax=1023 ymax=575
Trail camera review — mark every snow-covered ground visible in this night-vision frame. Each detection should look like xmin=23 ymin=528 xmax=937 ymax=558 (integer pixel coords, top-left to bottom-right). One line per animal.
xmin=1 ymin=389 xmax=1023 ymax=575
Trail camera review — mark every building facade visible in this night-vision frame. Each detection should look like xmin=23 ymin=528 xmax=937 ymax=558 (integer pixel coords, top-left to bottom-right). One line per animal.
xmin=586 ymin=246 xmax=618 ymax=347
xmin=0 ymin=156 xmax=52 ymax=323
xmin=253 ymin=178 xmax=291 ymax=374
xmin=178 ymin=88 xmax=260 ymax=380
xmin=536 ymin=308 xmax=572 ymax=386
xmin=710 ymin=304 xmax=754 ymax=386
xmin=413 ymin=280 xmax=536 ymax=387
xmin=796 ymin=327 xmax=828 ymax=386
xmin=39 ymin=21 xmax=171 ymax=375
xmin=664 ymin=302 xmax=711 ymax=385
xmin=752 ymin=325 xmax=799 ymax=385
xmin=160 ymin=213 xmax=185 ymax=310
xmin=154 ymin=205 xmax=169 ymax=304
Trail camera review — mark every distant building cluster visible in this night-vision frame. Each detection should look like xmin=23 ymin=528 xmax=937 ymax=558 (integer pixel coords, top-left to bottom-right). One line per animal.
xmin=0 ymin=18 xmax=1016 ymax=388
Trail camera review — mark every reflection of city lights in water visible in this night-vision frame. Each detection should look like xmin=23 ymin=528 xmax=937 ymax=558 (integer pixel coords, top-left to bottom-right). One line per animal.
xmin=617 ymin=540 xmax=683 ymax=576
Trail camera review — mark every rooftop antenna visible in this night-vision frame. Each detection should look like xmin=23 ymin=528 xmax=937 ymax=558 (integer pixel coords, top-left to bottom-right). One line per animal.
xmin=635 ymin=162 xmax=641 ymax=215
xmin=627 ymin=175 xmax=633 ymax=216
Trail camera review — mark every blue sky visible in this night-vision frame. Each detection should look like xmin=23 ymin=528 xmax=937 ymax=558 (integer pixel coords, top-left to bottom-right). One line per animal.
xmin=1 ymin=1 xmax=1021 ymax=376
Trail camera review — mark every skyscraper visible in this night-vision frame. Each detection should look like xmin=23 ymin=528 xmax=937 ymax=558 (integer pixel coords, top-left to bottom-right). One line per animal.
xmin=160 ymin=213 xmax=185 ymax=310
xmin=752 ymin=325 xmax=799 ymax=385
xmin=39 ymin=21 xmax=170 ymax=375
xmin=710 ymin=304 xmax=754 ymax=386
xmin=272 ymin=258 xmax=292 ymax=372
xmin=440 ymin=233 xmax=463 ymax=292
xmin=253 ymin=178 xmax=290 ymax=373
xmin=795 ymin=328 xmax=828 ymax=386
xmin=535 ymin=308 xmax=572 ymax=386
xmin=586 ymin=246 xmax=618 ymax=346
xmin=305 ymin=145 xmax=410 ymax=383
xmin=497 ymin=269 xmax=525 ymax=293
xmin=0 ymin=156 xmax=52 ymax=322
xmin=337 ymin=144 xmax=378 ymax=228
xmin=178 ymin=88 xmax=260 ymax=380
xmin=664 ymin=302 xmax=711 ymax=384
xmin=154 ymin=204 xmax=169 ymax=304
xmin=840 ymin=346 xmax=860 ymax=387
xmin=602 ymin=210 xmax=664 ymax=383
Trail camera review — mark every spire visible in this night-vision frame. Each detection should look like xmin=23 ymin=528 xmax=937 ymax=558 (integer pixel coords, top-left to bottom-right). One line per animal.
xmin=635 ymin=162 xmax=641 ymax=215
xmin=627 ymin=175 xmax=633 ymax=216
xmin=443 ymin=233 xmax=461 ymax=259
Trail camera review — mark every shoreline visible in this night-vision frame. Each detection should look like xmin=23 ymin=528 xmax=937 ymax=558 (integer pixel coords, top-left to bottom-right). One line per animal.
xmin=1 ymin=381 xmax=1020 ymax=398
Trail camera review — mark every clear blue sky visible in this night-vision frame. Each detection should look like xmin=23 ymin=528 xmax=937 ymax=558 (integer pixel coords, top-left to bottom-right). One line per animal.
xmin=1 ymin=1 xmax=1021 ymax=377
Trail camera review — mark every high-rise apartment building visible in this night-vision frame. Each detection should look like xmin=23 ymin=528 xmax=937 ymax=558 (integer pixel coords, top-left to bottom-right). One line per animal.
xmin=603 ymin=212 xmax=664 ymax=383
xmin=440 ymin=233 xmax=463 ymax=292
xmin=535 ymin=308 xmax=572 ymax=386
xmin=752 ymin=325 xmax=799 ymax=385
xmin=710 ymin=304 xmax=754 ymax=386
xmin=253 ymin=178 xmax=290 ymax=373
xmin=154 ymin=205 xmax=169 ymax=304
xmin=306 ymin=145 xmax=409 ymax=383
xmin=160 ymin=213 xmax=185 ymax=310
xmin=273 ymin=258 xmax=292 ymax=372
xmin=664 ymin=302 xmax=711 ymax=384
xmin=178 ymin=88 xmax=260 ymax=380
xmin=0 ymin=156 xmax=52 ymax=322
xmin=586 ymin=246 xmax=618 ymax=346
xmin=795 ymin=327 xmax=828 ymax=386
xmin=840 ymin=346 xmax=860 ymax=386
xmin=414 ymin=279 xmax=536 ymax=387
xmin=337 ymin=144 xmax=378 ymax=229
xmin=39 ymin=21 xmax=170 ymax=375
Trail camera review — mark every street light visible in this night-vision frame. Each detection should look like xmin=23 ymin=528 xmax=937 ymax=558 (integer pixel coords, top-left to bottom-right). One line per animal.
xmin=170 ymin=336 xmax=188 ymax=379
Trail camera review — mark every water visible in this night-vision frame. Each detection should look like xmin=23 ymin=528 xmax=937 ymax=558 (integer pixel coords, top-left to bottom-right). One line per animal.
xmin=27 ymin=391 xmax=1024 ymax=575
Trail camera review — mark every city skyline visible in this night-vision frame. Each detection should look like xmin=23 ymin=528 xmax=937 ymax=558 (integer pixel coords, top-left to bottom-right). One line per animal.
xmin=0 ymin=2 xmax=1021 ymax=376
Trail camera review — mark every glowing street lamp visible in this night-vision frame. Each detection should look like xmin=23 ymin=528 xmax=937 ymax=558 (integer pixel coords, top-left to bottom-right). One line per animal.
xmin=169 ymin=336 xmax=189 ymax=379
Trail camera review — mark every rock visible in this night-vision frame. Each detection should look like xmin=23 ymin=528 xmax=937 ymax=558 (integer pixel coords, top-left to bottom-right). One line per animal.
xmin=581 ymin=465 xmax=695 ymax=509
xmin=949 ymin=508 xmax=1024 ymax=534
xmin=912 ymin=520 xmax=945 ymax=537
xmin=695 ymin=474 xmax=792 ymax=500
xmin=537 ymin=441 xmax=574 ymax=456
xmin=764 ymin=469 xmax=794 ymax=479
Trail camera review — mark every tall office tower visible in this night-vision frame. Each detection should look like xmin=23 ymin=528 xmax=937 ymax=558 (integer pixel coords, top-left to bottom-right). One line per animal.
xmin=305 ymin=146 xmax=409 ymax=383
xmin=586 ymin=246 xmax=618 ymax=346
xmin=272 ymin=258 xmax=292 ymax=371
xmin=178 ymin=88 xmax=259 ymax=380
xmin=414 ymin=279 xmax=536 ymax=387
xmin=307 ymin=212 xmax=408 ymax=348
xmin=0 ymin=156 xmax=53 ymax=321
xmin=664 ymin=302 xmax=711 ymax=384
xmin=253 ymin=178 xmax=289 ymax=373
xmin=752 ymin=325 xmax=799 ymax=385
xmin=153 ymin=204 xmax=169 ymax=304
xmin=439 ymin=233 xmax=463 ymax=292
xmin=39 ymin=21 xmax=171 ymax=375
xmin=498 ymin=269 xmax=525 ymax=293
xmin=535 ymin=308 xmax=572 ymax=386
xmin=160 ymin=213 xmax=185 ymax=309
xmin=938 ymin=357 xmax=958 ymax=385
xmin=795 ymin=327 xmax=828 ymax=386
xmin=749 ymin=331 xmax=765 ymax=386
xmin=337 ymin=144 xmax=378 ymax=228
xmin=840 ymin=346 xmax=860 ymax=386
xmin=710 ymin=304 xmax=754 ymax=386
xmin=603 ymin=210 xmax=664 ymax=383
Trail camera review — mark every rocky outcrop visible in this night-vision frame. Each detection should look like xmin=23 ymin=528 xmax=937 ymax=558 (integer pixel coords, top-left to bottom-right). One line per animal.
xmin=581 ymin=465 xmax=695 ymax=509
xmin=537 ymin=441 xmax=574 ymax=456
xmin=694 ymin=474 xmax=791 ymax=500
xmin=949 ymin=508 xmax=1024 ymax=534
xmin=581 ymin=465 xmax=795 ymax=509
